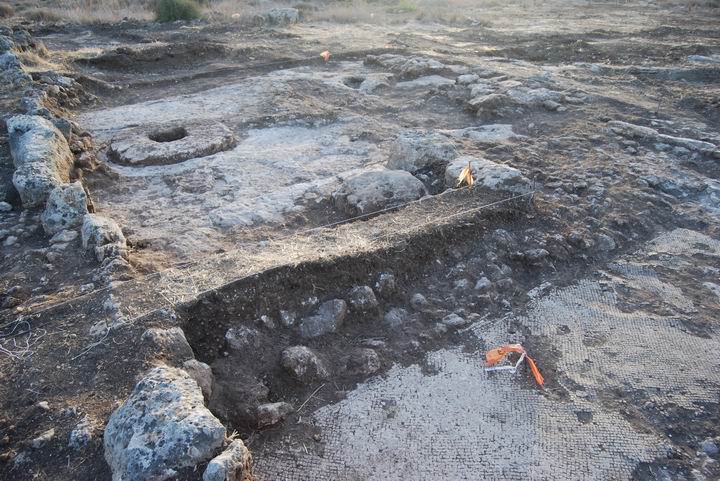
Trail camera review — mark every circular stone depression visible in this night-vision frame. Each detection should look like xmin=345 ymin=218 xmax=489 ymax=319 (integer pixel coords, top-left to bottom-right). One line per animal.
xmin=107 ymin=121 xmax=237 ymax=166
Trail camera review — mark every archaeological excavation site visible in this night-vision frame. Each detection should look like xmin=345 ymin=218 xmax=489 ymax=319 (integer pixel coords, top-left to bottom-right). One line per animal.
xmin=0 ymin=0 xmax=719 ymax=479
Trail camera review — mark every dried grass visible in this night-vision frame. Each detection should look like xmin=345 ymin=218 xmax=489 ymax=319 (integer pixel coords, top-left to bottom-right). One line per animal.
xmin=24 ymin=0 xmax=153 ymax=24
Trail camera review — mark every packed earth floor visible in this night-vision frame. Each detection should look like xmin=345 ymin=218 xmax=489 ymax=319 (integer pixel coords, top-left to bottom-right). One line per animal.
xmin=1 ymin=1 xmax=720 ymax=480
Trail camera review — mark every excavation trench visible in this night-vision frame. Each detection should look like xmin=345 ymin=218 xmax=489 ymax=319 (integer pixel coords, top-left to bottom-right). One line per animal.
xmin=179 ymin=195 xmax=533 ymax=438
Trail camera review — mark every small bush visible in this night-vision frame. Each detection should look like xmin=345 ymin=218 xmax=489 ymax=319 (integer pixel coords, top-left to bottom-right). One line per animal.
xmin=395 ymin=0 xmax=417 ymax=13
xmin=153 ymin=0 xmax=201 ymax=22
xmin=0 ymin=3 xmax=15 ymax=18
xmin=24 ymin=8 xmax=62 ymax=22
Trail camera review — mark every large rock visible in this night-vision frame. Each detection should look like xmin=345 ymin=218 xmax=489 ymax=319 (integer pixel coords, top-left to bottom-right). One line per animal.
xmin=281 ymin=346 xmax=329 ymax=383
xmin=608 ymin=120 xmax=719 ymax=156
xmin=297 ymin=299 xmax=348 ymax=338
xmin=203 ymin=439 xmax=252 ymax=481
xmin=6 ymin=115 xmax=74 ymax=208
xmin=444 ymin=156 xmax=531 ymax=193
xmin=332 ymin=170 xmax=427 ymax=216
xmin=387 ymin=131 xmax=457 ymax=172
xmin=40 ymin=181 xmax=88 ymax=235
xmin=104 ymin=365 xmax=226 ymax=481
xmin=264 ymin=8 xmax=300 ymax=25
xmin=108 ymin=121 xmax=236 ymax=167
xmin=81 ymin=213 xmax=127 ymax=262
xmin=365 ymin=54 xmax=446 ymax=79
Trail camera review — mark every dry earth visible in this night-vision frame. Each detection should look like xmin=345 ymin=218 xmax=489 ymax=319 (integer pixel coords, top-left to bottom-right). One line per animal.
xmin=1 ymin=1 xmax=719 ymax=481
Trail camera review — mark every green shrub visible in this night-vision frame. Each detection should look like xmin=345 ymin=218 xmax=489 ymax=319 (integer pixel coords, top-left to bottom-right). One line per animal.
xmin=0 ymin=3 xmax=15 ymax=18
xmin=153 ymin=0 xmax=201 ymax=22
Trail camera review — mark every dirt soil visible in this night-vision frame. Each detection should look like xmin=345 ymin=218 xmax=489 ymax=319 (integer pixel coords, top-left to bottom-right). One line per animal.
xmin=1 ymin=1 xmax=720 ymax=481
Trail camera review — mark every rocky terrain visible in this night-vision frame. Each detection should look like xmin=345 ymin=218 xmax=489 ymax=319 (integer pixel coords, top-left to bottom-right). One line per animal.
xmin=0 ymin=1 xmax=719 ymax=480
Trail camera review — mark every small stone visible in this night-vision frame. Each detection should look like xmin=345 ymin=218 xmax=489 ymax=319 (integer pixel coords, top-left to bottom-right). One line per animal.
xmin=474 ymin=277 xmax=491 ymax=291
xmin=68 ymin=417 xmax=97 ymax=450
xmin=524 ymin=248 xmax=549 ymax=264
xmin=281 ymin=346 xmax=329 ymax=383
xmin=259 ymin=315 xmax=275 ymax=329
xmin=225 ymin=326 xmax=261 ymax=351
xmin=384 ymin=307 xmax=409 ymax=328
xmin=140 ymin=326 xmax=194 ymax=365
xmin=256 ymin=402 xmax=294 ymax=429
xmin=49 ymin=229 xmax=78 ymax=244
xmin=298 ymin=299 xmax=347 ymax=338
xmin=31 ymin=428 xmax=55 ymax=448
xmin=457 ymin=74 xmax=480 ymax=85
xmin=410 ymin=293 xmax=428 ymax=310
xmin=182 ymin=359 xmax=214 ymax=402
xmin=202 ymin=439 xmax=252 ymax=481
xmin=700 ymin=439 xmax=718 ymax=456
xmin=0 ymin=202 xmax=11 ymax=212
xmin=40 ymin=181 xmax=88 ymax=235
xmin=36 ymin=401 xmax=50 ymax=411
xmin=496 ymin=278 xmax=514 ymax=291
xmin=348 ymin=285 xmax=378 ymax=311
xmin=595 ymin=234 xmax=616 ymax=252
xmin=279 ymin=310 xmax=296 ymax=328
xmin=345 ymin=348 xmax=381 ymax=376
xmin=441 ymin=313 xmax=468 ymax=327
xmin=375 ymin=272 xmax=396 ymax=297
xmin=3 ymin=235 xmax=17 ymax=247
xmin=453 ymin=278 xmax=471 ymax=290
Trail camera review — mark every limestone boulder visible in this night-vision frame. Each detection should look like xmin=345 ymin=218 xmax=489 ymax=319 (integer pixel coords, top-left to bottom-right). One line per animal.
xmin=104 ymin=365 xmax=226 ymax=481
xmin=6 ymin=115 xmax=74 ymax=208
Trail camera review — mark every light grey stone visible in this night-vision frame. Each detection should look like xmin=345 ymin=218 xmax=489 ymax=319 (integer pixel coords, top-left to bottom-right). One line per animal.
xmin=384 ymin=307 xmax=409 ymax=328
xmin=225 ymin=326 xmax=261 ymax=351
xmin=281 ymin=346 xmax=329 ymax=383
xmin=410 ymin=293 xmax=428 ymax=310
xmin=387 ymin=131 xmax=457 ymax=173
xmin=364 ymin=54 xmax=445 ymax=79
xmin=444 ymin=156 xmax=531 ymax=193
xmin=81 ymin=214 xmax=126 ymax=262
xmin=202 ymin=439 xmax=252 ymax=481
xmin=256 ymin=402 xmax=294 ymax=428
xmin=104 ymin=365 xmax=226 ymax=481
xmin=595 ymin=234 xmax=617 ymax=252
xmin=182 ymin=359 xmax=214 ymax=402
xmin=69 ymin=416 xmax=97 ymax=450
xmin=50 ymin=229 xmax=78 ymax=244
xmin=332 ymin=170 xmax=427 ymax=216
xmin=395 ymin=75 xmax=454 ymax=89
xmin=41 ymin=181 xmax=88 ymax=235
xmin=31 ymin=428 xmax=55 ymax=448
xmin=141 ymin=327 xmax=194 ymax=365
xmin=441 ymin=313 xmax=468 ymax=327
xmin=264 ymin=8 xmax=300 ymax=25
xmin=0 ymin=201 xmax=11 ymax=212
xmin=298 ymin=299 xmax=348 ymax=338
xmin=6 ymin=115 xmax=74 ymax=208
xmin=375 ymin=272 xmax=396 ymax=297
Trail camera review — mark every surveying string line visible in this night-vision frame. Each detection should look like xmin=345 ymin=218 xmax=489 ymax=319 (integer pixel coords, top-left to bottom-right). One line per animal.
xmin=19 ymin=188 xmax=536 ymax=326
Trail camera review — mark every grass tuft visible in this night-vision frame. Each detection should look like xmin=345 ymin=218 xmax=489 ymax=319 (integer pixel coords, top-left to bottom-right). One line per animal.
xmin=24 ymin=8 xmax=63 ymax=22
xmin=153 ymin=0 xmax=202 ymax=22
